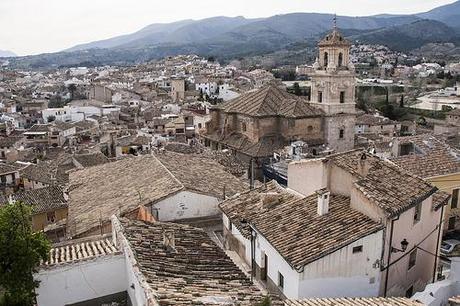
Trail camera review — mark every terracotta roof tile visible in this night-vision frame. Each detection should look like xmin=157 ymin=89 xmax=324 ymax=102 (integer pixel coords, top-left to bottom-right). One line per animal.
xmin=391 ymin=134 xmax=460 ymax=178
xmin=220 ymin=181 xmax=383 ymax=271
xmin=222 ymin=85 xmax=323 ymax=118
xmin=285 ymin=297 xmax=423 ymax=306
xmin=117 ymin=218 xmax=272 ymax=305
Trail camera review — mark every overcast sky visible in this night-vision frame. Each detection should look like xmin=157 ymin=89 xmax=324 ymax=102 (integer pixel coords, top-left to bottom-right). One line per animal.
xmin=0 ymin=0 xmax=456 ymax=56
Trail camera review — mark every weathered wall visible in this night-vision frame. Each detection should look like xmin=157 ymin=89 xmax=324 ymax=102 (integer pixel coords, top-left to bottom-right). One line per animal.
xmin=36 ymin=254 xmax=126 ymax=306
xmin=299 ymin=230 xmax=383 ymax=298
xmin=152 ymin=190 xmax=220 ymax=221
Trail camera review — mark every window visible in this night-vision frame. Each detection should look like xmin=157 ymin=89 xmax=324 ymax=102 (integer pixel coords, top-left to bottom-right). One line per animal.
xmin=339 ymin=129 xmax=344 ymax=139
xmin=47 ymin=211 xmax=56 ymax=224
xmin=324 ymin=52 xmax=329 ymax=67
xmin=307 ymin=125 xmax=313 ymax=133
xmin=449 ymin=216 xmax=456 ymax=230
xmin=340 ymin=91 xmax=345 ymax=104
xmin=405 ymin=285 xmax=414 ymax=298
xmin=278 ymin=272 xmax=284 ymax=289
xmin=338 ymin=52 xmax=343 ymax=67
xmin=318 ymin=91 xmax=323 ymax=103
xmin=352 ymin=245 xmax=363 ymax=253
xmin=408 ymin=249 xmax=417 ymax=270
xmin=452 ymin=189 xmax=459 ymax=209
xmin=413 ymin=203 xmax=422 ymax=224
xmin=241 ymin=122 xmax=247 ymax=132
xmin=198 ymin=123 xmax=202 ymax=129
xmin=228 ymin=221 xmax=233 ymax=231
xmin=288 ymin=120 xmax=295 ymax=128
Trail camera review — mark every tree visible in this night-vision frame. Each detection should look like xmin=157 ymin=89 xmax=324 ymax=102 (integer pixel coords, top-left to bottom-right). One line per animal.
xmin=67 ymin=83 xmax=77 ymax=101
xmin=47 ymin=115 xmax=56 ymax=123
xmin=0 ymin=202 xmax=50 ymax=306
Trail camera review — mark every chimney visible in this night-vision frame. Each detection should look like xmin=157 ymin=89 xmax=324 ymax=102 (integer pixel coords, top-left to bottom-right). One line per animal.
xmin=316 ymin=188 xmax=330 ymax=216
xmin=162 ymin=230 xmax=175 ymax=250
xmin=357 ymin=152 xmax=371 ymax=177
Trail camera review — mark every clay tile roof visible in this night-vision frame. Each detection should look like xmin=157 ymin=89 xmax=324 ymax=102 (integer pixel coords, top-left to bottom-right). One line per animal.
xmin=219 ymin=181 xmax=383 ymax=271
xmin=327 ymin=150 xmax=437 ymax=217
xmin=26 ymin=124 xmax=51 ymax=133
xmin=285 ymin=297 xmax=423 ymax=306
xmin=0 ymin=136 xmax=23 ymax=148
xmin=43 ymin=236 xmax=118 ymax=266
xmin=73 ymin=152 xmax=109 ymax=168
xmin=117 ymin=218 xmax=271 ymax=305
xmin=391 ymin=135 xmax=460 ymax=178
xmin=433 ymin=190 xmax=451 ymax=210
xmin=0 ymin=185 xmax=67 ymax=214
xmin=0 ymin=162 xmax=21 ymax=175
xmin=356 ymin=114 xmax=396 ymax=126
xmin=154 ymin=151 xmax=248 ymax=198
xmin=67 ymin=153 xmax=247 ymax=237
xmin=222 ymin=85 xmax=323 ymax=118
xmin=67 ymin=155 xmax=183 ymax=238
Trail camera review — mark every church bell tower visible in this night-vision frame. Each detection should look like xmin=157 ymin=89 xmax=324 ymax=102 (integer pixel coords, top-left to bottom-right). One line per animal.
xmin=310 ymin=18 xmax=357 ymax=152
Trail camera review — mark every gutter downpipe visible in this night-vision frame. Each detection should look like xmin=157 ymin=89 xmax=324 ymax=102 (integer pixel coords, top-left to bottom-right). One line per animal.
xmin=383 ymin=216 xmax=397 ymax=297
xmin=433 ymin=204 xmax=445 ymax=283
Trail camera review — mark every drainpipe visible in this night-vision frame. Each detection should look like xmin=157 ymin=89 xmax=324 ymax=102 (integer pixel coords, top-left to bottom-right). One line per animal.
xmin=383 ymin=217 xmax=396 ymax=297
xmin=250 ymin=228 xmax=255 ymax=282
xmin=433 ymin=204 xmax=445 ymax=283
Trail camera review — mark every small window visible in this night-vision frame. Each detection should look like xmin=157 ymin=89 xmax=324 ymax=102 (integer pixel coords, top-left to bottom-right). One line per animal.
xmin=241 ymin=122 xmax=247 ymax=132
xmin=352 ymin=245 xmax=363 ymax=253
xmin=340 ymin=91 xmax=345 ymax=104
xmin=47 ymin=211 xmax=56 ymax=224
xmin=318 ymin=91 xmax=323 ymax=103
xmin=288 ymin=120 xmax=295 ymax=128
xmin=452 ymin=189 xmax=459 ymax=209
xmin=413 ymin=203 xmax=422 ymax=224
xmin=339 ymin=129 xmax=344 ymax=139
xmin=408 ymin=249 xmax=417 ymax=270
xmin=405 ymin=285 xmax=414 ymax=298
xmin=307 ymin=125 xmax=313 ymax=132
xmin=228 ymin=221 xmax=233 ymax=231
xmin=198 ymin=123 xmax=202 ymax=129
xmin=278 ymin=272 xmax=284 ymax=289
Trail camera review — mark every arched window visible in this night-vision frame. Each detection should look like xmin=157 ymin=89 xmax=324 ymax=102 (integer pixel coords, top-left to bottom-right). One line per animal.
xmin=324 ymin=52 xmax=329 ymax=68
xmin=338 ymin=53 xmax=343 ymax=67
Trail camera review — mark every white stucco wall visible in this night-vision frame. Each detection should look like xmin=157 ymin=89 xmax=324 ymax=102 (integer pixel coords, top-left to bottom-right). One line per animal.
xmin=288 ymin=158 xmax=328 ymax=197
xmin=298 ymin=230 xmax=383 ymax=298
xmin=253 ymin=228 xmax=300 ymax=298
xmin=36 ymin=254 xmax=127 ymax=306
xmin=384 ymin=196 xmax=441 ymax=297
xmin=223 ymin=213 xmax=252 ymax=264
xmin=152 ymin=190 xmax=220 ymax=221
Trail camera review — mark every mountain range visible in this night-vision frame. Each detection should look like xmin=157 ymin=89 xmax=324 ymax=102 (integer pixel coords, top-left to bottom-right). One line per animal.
xmin=0 ymin=50 xmax=16 ymax=58
xmin=4 ymin=1 xmax=460 ymax=69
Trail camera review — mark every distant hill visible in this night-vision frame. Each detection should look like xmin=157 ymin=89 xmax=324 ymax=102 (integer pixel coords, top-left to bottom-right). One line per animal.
xmin=67 ymin=16 xmax=256 ymax=52
xmin=6 ymin=1 xmax=460 ymax=69
xmin=66 ymin=13 xmax=419 ymax=53
xmin=0 ymin=50 xmax=16 ymax=58
xmin=348 ymin=19 xmax=460 ymax=52
xmin=418 ymin=0 xmax=460 ymax=28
